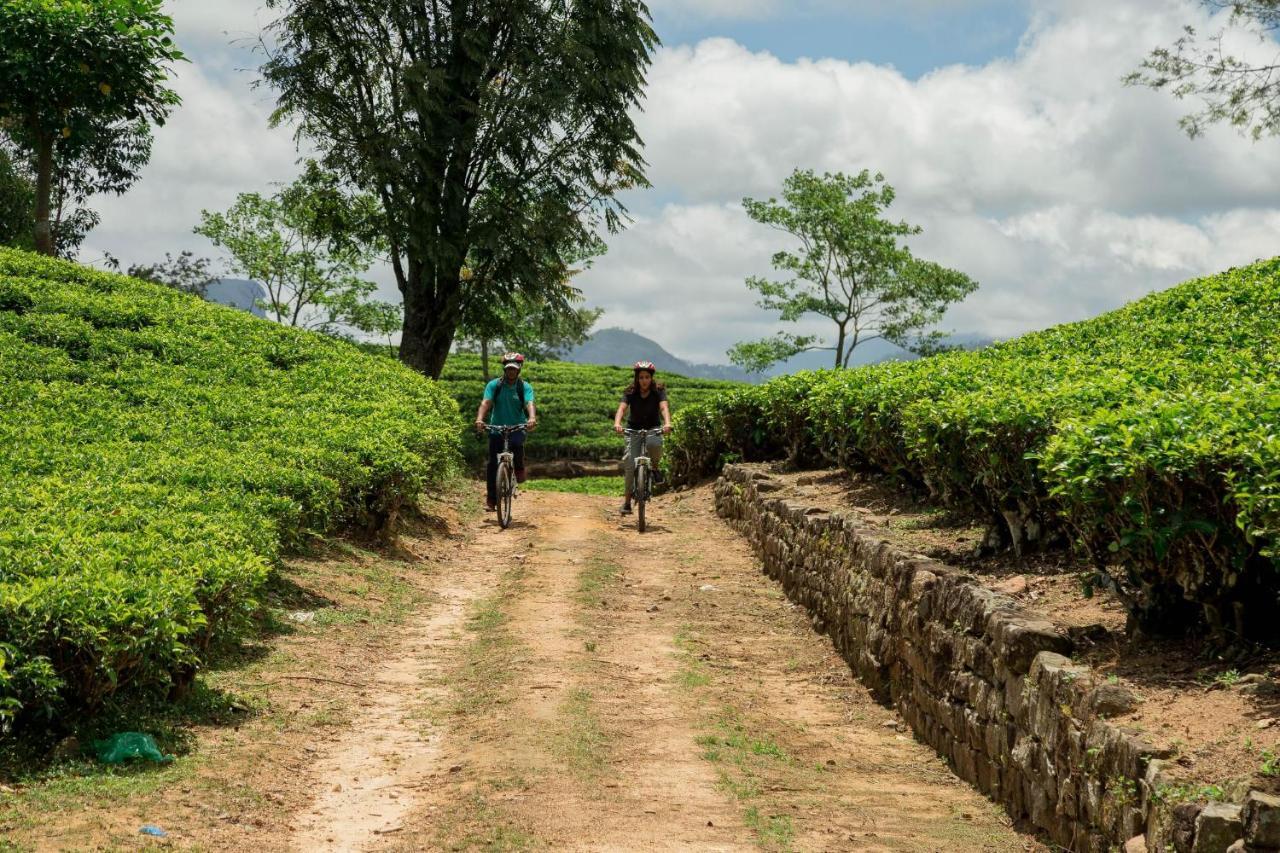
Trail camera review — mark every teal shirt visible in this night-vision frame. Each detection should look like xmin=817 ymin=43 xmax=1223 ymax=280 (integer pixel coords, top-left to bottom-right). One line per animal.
xmin=483 ymin=378 xmax=535 ymax=426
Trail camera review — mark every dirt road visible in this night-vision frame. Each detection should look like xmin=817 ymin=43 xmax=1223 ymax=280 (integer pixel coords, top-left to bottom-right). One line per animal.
xmin=3 ymin=486 xmax=1039 ymax=852
xmin=291 ymin=487 xmax=1035 ymax=852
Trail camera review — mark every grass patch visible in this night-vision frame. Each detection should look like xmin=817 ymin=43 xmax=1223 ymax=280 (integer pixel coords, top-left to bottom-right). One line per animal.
xmin=450 ymin=566 xmax=526 ymax=718
xmin=673 ymin=627 xmax=712 ymax=690
xmin=523 ymin=476 xmax=624 ymax=496
xmin=692 ymin=703 xmax=795 ymax=851
xmin=432 ymin=792 xmax=540 ymax=852
xmin=575 ymin=555 xmax=622 ymax=609
xmin=554 ymin=688 xmax=609 ymax=778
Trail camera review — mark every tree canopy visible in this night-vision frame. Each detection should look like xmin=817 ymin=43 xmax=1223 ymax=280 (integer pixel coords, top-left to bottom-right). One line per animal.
xmin=0 ymin=0 xmax=183 ymax=255
xmin=1127 ymin=1 xmax=1280 ymax=140
xmin=261 ymin=0 xmax=656 ymax=378
xmin=195 ymin=163 xmax=396 ymax=336
xmin=728 ymin=169 xmax=978 ymax=374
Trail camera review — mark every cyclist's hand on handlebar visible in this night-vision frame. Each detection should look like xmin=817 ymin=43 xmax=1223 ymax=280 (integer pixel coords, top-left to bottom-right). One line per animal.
xmin=662 ymin=424 xmax=673 ymax=435
xmin=614 ymin=423 xmax=624 ymax=435
xmin=526 ymin=417 xmax=537 ymax=431
xmin=474 ymin=419 xmax=485 ymax=433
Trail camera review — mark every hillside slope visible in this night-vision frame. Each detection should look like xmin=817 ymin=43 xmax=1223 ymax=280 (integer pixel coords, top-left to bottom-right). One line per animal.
xmin=668 ymin=259 xmax=1280 ymax=641
xmin=0 ymin=249 xmax=460 ymax=726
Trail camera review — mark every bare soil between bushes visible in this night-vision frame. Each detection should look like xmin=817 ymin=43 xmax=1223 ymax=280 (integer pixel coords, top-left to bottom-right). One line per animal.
xmin=0 ymin=483 xmax=1047 ymax=852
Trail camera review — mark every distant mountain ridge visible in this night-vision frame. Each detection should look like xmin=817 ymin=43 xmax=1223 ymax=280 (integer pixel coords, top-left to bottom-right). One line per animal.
xmin=561 ymin=328 xmax=758 ymax=382
xmin=560 ymin=327 xmax=996 ymax=382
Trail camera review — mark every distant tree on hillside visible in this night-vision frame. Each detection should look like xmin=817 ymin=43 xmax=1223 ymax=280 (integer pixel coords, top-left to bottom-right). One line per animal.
xmin=195 ymin=162 xmax=397 ymax=337
xmin=261 ymin=0 xmax=656 ymax=378
xmin=728 ymin=169 xmax=978 ymax=374
xmin=0 ymin=0 xmax=184 ymax=256
xmin=1127 ymin=1 xmax=1280 ymax=140
xmin=127 ymin=251 xmax=217 ymax=297
xmin=457 ymin=281 xmax=603 ymax=380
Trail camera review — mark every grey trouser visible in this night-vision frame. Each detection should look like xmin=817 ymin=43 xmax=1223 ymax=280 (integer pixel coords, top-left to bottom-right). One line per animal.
xmin=623 ymin=433 xmax=663 ymax=495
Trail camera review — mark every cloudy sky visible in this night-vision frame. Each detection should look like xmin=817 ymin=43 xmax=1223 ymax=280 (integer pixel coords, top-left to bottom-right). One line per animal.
xmin=83 ymin=0 xmax=1280 ymax=365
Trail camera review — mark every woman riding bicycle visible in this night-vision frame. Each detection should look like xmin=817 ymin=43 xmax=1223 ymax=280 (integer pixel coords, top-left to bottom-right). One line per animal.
xmin=613 ymin=360 xmax=672 ymax=516
xmin=475 ymin=353 xmax=537 ymax=512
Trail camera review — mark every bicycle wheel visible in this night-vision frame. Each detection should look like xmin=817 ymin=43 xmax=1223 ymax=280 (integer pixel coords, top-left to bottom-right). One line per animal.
xmin=497 ymin=462 xmax=514 ymax=529
xmin=636 ymin=465 xmax=647 ymax=533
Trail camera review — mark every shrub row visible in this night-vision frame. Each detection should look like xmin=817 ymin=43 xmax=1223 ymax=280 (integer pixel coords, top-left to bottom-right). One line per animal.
xmin=0 ymin=249 xmax=460 ymax=727
xmin=667 ymin=260 xmax=1280 ymax=641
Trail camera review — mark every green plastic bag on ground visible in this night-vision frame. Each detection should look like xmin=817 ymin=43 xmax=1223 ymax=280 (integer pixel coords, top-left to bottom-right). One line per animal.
xmin=93 ymin=732 xmax=173 ymax=765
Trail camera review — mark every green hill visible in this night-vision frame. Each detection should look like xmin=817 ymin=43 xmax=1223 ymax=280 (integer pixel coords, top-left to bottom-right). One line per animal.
xmin=669 ymin=259 xmax=1280 ymax=642
xmin=0 ymin=249 xmax=460 ymax=727
xmin=436 ymin=353 xmax=741 ymax=466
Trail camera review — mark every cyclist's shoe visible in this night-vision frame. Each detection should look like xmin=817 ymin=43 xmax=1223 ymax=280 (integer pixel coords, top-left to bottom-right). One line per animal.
xmin=619 ymin=502 xmax=633 ymax=516
xmin=652 ymin=468 xmax=665 ymax=486
xmin=515 ymin=468 xmax=528 ymax=484
xmin=486 ymin=500 xmax=497 ymax=512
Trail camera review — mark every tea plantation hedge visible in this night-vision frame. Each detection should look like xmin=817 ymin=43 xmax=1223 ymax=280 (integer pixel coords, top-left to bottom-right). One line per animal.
xmin=434 ymin=353 xmax=738 ymax=466
xmin=668 ymin=259 xmax=1280 ymax=642
xmin=0 ymin=249 xmax=460 ymax=728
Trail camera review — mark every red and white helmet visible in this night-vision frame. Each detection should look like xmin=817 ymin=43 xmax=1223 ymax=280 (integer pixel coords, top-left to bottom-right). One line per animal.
xmin=502 ymin=352 xmax=525 ymax=371
xmin=633 ymin=360 xmax=656 ymax=374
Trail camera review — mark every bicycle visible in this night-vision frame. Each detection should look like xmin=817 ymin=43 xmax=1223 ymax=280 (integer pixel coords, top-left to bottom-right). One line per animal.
xmin=624 ymin=427 xmax=668 ymax=533
xmin=483 ymin=424 xmax=527 ymax=529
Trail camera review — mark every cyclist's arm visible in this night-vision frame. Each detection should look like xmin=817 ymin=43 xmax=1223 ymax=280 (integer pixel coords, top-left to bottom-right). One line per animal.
xmin=659 ymin=400 xmax=673 ymax=432
xmin=613 ymin=401 xmax=627 ymax=433
xmin=475 ymin=398 xmax=493 ymax=428
xmin=525 ymin=400 xmax=537 ymax=428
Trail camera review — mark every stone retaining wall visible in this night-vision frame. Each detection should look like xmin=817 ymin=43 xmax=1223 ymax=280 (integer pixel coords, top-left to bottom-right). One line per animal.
xmin=715 ymin=464 xmax=1273 ymax=853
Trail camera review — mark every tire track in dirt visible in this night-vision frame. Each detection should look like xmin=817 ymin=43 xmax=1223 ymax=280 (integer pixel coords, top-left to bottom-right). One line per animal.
xmin=633 ymin=487 xmax=1041 ymax=853
xmin=293 ymin=485 xmax=1038 ymax=852
xmin=288 ymin=514 xmax=515 ymax=851
xmin=388 ymin=491 xmax=751 ymax=850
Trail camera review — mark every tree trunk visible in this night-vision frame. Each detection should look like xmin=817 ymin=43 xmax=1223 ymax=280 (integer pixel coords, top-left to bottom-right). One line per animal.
xmin=480 ymin=339 xmax=491 ymax=381
xmin=833 ymin=324 xmax=847 ymax=369
xmin=32 ymin=134 xmax=54 ymax=256
xmin=399 ymin=264 xmax=463 ymax=379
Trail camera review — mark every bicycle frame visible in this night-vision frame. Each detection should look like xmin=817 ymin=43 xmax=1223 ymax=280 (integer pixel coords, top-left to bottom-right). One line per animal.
xmin=624 ymin=427 xmax=666 ymax=532
xmin=485 ymin=424 xmax=526 ymax=529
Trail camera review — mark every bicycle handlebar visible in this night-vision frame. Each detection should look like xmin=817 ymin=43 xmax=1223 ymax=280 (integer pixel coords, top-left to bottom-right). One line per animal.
xmin=483 ymin=424 xmax=528 ymax=434
xmin=623 ymin=427 xmax=670 ymax=436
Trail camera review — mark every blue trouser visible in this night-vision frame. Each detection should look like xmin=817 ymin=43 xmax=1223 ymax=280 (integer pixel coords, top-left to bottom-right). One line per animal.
xmin=487 ymin=431 xmax=526 ymax=504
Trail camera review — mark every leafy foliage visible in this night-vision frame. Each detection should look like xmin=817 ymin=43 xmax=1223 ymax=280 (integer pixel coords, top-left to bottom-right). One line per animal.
xmin=0 ymin=248 xmax=459 ymax=729
xmin=262 ymin=0 xmax=657 ymax=377
xmin=1127 ymin=1 xmax=1280 ymax=140
xmin=670 ymin=259 xmax=1280 ymax=642
xmin=0 ymin=0 xmax=184 ymax=254
xmin=195 ymin=163 xmax=395 ymax=335
xmin=729 ymin=169 xmax=977 ymax=372
xmin=126 ymin=250 xmax=217 ymax=297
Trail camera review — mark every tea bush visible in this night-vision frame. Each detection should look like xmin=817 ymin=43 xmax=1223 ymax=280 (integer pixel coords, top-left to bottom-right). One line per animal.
xmin=668 ymin=260 xmax=1280 ymax=641
xmin=0 ymin=249 xmax=460 ymax=728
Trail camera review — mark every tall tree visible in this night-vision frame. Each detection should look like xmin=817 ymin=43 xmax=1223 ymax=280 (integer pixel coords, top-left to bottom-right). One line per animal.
xmin=1126 ymin=1 xmax=1280 ymax=140
xmin=127 ymin=250 xmax=217 ymax=297
xmin=728 ymin=169 xmax=978 ymax=374
xmin=261 ymin=0 xmax=656 ymax=378
xmin=195 ymin=164 xmax=394 ymax=335
xmin=0 ymin=0 xmax=183 ymax=255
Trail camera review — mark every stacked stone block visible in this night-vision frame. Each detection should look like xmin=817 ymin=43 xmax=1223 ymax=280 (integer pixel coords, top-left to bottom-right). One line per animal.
xmin=715 ymin=464 xmax=1272 ymax=853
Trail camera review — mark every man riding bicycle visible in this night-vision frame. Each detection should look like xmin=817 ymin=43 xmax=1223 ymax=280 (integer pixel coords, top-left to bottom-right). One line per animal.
xmin=475 ymin=353 xmax=537 ymax=512
xmin=613 ymin=360 xmax=672 ymax=516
